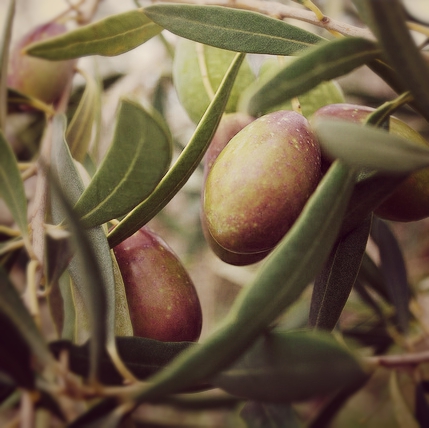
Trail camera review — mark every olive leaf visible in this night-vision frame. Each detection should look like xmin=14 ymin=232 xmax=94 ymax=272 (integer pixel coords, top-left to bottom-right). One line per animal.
xmin=241 ymin=37 xmax=380 ymax=116
xmin=66 ymin=69 xmax=98 ymax=162
xmin=309 ymin=215 xmax=372 ymax=331
xmin=144 ymin=4 xmax=323 ymax=54
xmin=0 ymin=0 xmax=15 ymax=130
xmin=370 ymin=217 xmax=410 ymax=332
xmin=312 ymin=118 xmax=429 ymax=173
xmin=354 ymin=0 xmax=429 ymax=118
xmin=0 ymin=129 xmax=30 ymax=250
xmin=24 ymin=9 xmax=163 ymax=60
xmin=50 ymin=115 xmax=134 ymax=382
xmin=108 ymin=52 xmax=246 ymax=247
xmin=74 ymin=98 xmax=172 ymax=228
xmin=212 ymin=330 xmax=367 ymax=403
xmin=67 ymin=160 xmax=357 ymax=425
xmin=49 ymin=337 xmax=195 ymax=387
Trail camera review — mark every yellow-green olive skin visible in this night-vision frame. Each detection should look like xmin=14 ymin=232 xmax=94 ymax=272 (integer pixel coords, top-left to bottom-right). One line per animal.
xmin=203 ymin=110 xmax=322 ymax=256
xmin=173 ymin=39 xmax=255 ymax=124
xmin=312 ymin=103 xmax=429 ymax=222
xmin=113 ymin=227 xmax=203 ymax=342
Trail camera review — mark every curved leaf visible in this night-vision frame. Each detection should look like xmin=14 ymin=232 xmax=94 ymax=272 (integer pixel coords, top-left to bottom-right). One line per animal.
xmin=312 ymin=118 xmax=429 ymax=173
xmin=144 ymin=4 xmax=323 ymax=54
xmin=0 ymin=129 xmax=29 ymax=247
xmin=48 ymin=337 xmax=195 ymax=386
xmin=66 ymin=69 xmax=99 ymax=162
xmin=309 ymin=215 xmax=372 ymax=330
xmin=241 ymin=37 xmax=380 ymax=116
xmin=69 ymin=160 xmax=358 ymax=424
xmin=75 ymin=98 xmax=172 ymax=228
xmin=25 ymin=9 xmax=163 ymax=60
xmin=370 ymin=218 xmax=410 ymax=332
xmin=108 ymin=52 xmax=245 ymax=247
xmin=355 ymin=0 xmax=429 ymax=117
xmin=0 ymin=0 xmax=15 ymax=130
xmin=213 ymin=330 xmax=366 ymax=403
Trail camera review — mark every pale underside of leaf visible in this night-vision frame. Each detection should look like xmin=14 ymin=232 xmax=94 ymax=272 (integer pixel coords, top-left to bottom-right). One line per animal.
xmin=312 ymin=118 xmax=429 ymax=173
xmin=25 ymin=9 xmax=163 ymax=60
xmin=144 ymin=4 xmax=324 ymax=54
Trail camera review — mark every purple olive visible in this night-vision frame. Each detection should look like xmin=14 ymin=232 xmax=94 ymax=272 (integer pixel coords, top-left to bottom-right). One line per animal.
xmin=7 ymin=22 xmax=76 ymax=105
xmin=203 ymin=110 xmax=321 ymax=256
xmin=113 ymin=227 xmax=202 ymax=342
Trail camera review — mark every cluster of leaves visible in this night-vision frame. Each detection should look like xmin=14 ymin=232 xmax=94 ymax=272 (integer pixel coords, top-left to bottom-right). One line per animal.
xmin=1 ymin=0 xmax=429 ymax=426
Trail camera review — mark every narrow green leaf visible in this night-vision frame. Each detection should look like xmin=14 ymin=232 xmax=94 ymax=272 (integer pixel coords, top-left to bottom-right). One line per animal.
xmin=108 ymin=52 xmax=246 ymax=247
xmin=25 ymin=9 xmax=163 ymax=60
xmin=310 ymin=215 xmax=372 ymax=330
xmin=50 ymin=115 xmax=134 ymax=382
xmin=75 ymin=98 xmax=172 ymax=228
xmin=312 ymin=118 xmax=429 ymax=173
xmin=371 ymin=218 xmax=410 ymax=332
xmin=242 ymin=37 xmax=380 ymax=116
xmin=0 ymin=266 xmax=53 ymax=367
xmin=354 ymin=0 xmax=429 ymax=117
xmin=340 ymin=172 xmax=406 ymax=238
xmin=0 ymin=0 xmax=15 ymax=130
xmin=144 ymin=4 xmax=324 ymax=54
xmin=66 ymin=69 xmax=98 ymax=162
xmin=0 ymin=129 xmax=29 ymax=246
xmin=65 ymin=160 xmax=358 ymax=424
xmin=213 ymin=331 xmax=366 ymax=403
xmin=126 ymin=161 xmax=357 ymax=400
xmin=48 ymin=337 xmax=194 ymax=386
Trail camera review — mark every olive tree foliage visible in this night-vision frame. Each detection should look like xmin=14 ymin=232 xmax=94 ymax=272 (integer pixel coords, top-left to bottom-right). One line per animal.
xmin=1 ymin=0 xmax=429 ymax=426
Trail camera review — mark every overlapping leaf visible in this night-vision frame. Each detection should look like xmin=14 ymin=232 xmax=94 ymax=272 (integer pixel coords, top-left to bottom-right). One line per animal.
xmin=355 ymin=0 xmax=429 ymax=118
xmin=312 ymin=118 xmax=429 ymax=173
xmin=0 ymin=0 xmax=15 ymax=129
xmin=49 ymin=337 xmax=195 ymax=386
xmin=25 ymin=9 xmax=163 ymax=60
xmin=241 ymin=37 xmax=380 ymax=116
xmin=371 ymin=218 xmax=410 ymax=332
xmin=144 ymin=4 xmax=323 ymax=54
xmin=309 ymin=215 xmax=372 ymax=331
xmin=108 ymin=52 xmax=245 ymax=247
xmin=66 ymin=69 xmax=98 ymax=162
xmin=0 ymin=129 xmax=29 ymax=247
xmin=75 ymin=98 xmax=172 ymax=228
xmin=213 ymin=330 xmax=366 ymax=403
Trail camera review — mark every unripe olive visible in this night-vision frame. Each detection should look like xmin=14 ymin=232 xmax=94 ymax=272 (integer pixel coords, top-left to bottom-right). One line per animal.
xmin=312 ymin=103 xmax=429 ymax=222
xmin=113 ymin=227 xmax=202 ymax=342
xmin=203 ymin=110 xmax=321 ymax=255
xmin=7 ymin=22 xmax=76 ymax=105
xmin=173 ymin=39 xmax=255 ymax=123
